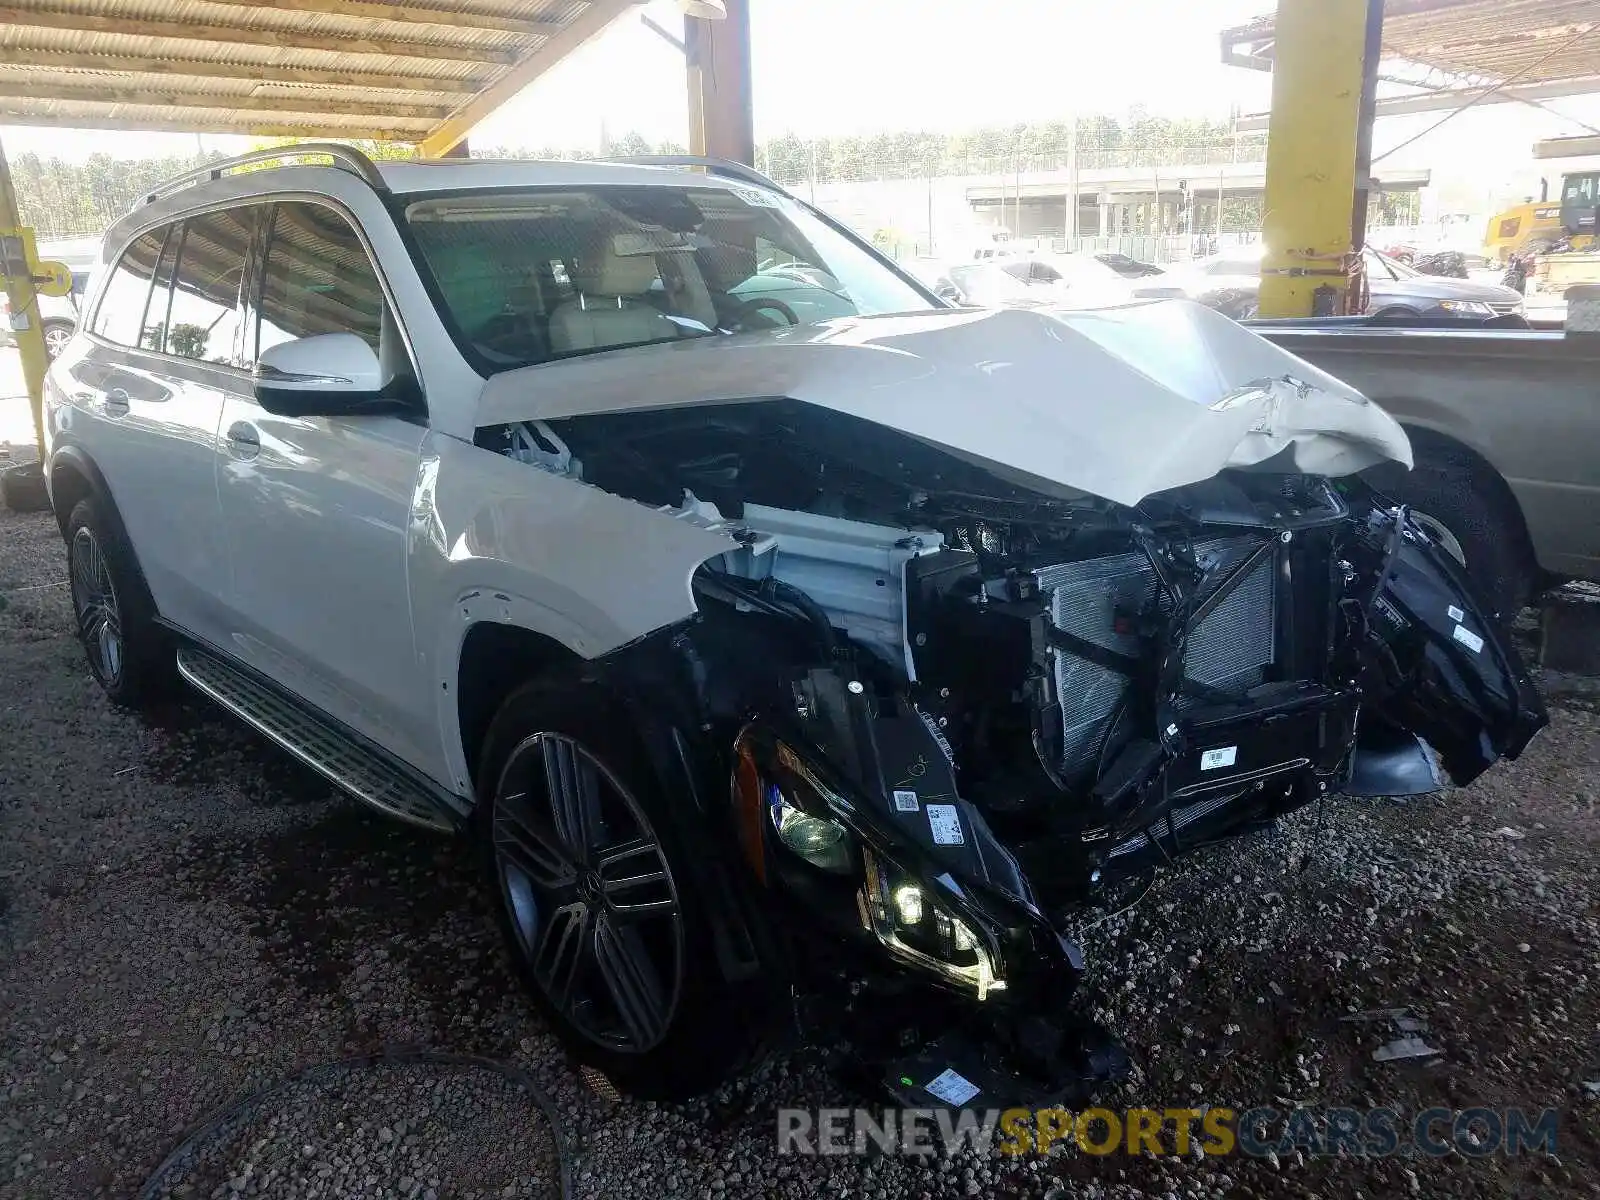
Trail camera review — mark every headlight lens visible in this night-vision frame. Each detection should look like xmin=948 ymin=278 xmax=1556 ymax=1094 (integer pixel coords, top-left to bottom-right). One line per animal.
xmin=858 ymin=846 xmax=1006 ymax=1000
xmin=734 ymin=731 xmax=1009 ymax=1000
xmin=768 ymin=781 xmax=854 ymax=873
xmin=1438 ymin=299 xmax=1492 ymax=316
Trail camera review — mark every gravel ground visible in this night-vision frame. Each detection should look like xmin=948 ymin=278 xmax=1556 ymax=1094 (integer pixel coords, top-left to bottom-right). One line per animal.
xmin=2 ymin=501 xmax=1598 ymax=1200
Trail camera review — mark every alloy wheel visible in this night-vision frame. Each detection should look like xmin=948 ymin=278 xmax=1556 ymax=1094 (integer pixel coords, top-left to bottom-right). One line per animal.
xmin=69 ymin=526 xmax=123 ymax=686
xmin=42 ymin=325 xmax=72 ymax=359
xmin=492 ymin=732 xmax=683 ymax=1053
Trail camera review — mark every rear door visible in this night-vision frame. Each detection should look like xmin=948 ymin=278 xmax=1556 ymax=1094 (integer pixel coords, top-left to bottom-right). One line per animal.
xmin=62 ymin=214 xmax=241 ymax=642
xmin=214 ymin=199 xmax=433 ymax=774
xmin=1353 ymin=508 xmax=1548 ymax=784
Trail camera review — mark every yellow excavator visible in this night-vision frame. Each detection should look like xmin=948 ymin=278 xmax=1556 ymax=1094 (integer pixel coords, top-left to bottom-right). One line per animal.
xmin=1484 ymin=136 xmax=1599 ymax=265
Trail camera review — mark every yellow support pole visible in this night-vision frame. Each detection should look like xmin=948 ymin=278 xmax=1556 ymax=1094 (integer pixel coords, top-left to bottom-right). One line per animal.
xmin=0 ymin=132 xmax=49 ymax=461
xmin=1257 ymin=0 xmax=1376 ymax=318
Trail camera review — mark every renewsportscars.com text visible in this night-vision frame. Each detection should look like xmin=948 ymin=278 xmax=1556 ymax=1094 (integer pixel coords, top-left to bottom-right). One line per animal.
xmin=776 ymin=1105 xmax=1559 ymax=1159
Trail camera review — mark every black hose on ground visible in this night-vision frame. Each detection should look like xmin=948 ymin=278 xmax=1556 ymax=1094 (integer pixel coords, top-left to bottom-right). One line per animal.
xmin=136 ymin=1046 xmax=576 ymax=1200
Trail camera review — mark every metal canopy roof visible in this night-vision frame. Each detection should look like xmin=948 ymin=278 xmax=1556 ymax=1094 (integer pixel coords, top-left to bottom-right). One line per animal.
xmin=0 ymin=0 xmax=641 ymax=155
xmin=1223 ymin=0 xmax=1600 ymax=87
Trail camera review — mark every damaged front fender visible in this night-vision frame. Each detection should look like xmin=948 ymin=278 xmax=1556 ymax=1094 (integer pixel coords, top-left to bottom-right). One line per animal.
xmin=1347 ymin=504 xmax=1548 ymax=786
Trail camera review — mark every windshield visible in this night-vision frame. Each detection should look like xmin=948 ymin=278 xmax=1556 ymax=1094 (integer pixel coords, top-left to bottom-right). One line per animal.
xmin=1367 ymin=247 xmax=1415 ymax=280
xmin=405 ymin=185 xmax=932 ymax=371
xmin=1043 ymin=254 xmax=1124 ymax=286
xmin=947 ymin=262 xmax=1035 ymax=304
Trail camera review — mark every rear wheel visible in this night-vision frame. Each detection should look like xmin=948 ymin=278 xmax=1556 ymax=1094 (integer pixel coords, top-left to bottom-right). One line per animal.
xmin=65 ymin=498 xmax=170 ymax=705
xmin=477 ymin=677 xmax=764 ymax=1098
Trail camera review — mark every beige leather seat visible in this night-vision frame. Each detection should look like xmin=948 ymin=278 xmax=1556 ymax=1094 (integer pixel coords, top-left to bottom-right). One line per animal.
xmin=547 ymin=244 xmax=679 ymax=354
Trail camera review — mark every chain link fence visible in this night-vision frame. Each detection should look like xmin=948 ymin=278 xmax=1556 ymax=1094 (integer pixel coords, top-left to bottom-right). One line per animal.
xmin=756 ymin=136 xmax=1272 ymax=187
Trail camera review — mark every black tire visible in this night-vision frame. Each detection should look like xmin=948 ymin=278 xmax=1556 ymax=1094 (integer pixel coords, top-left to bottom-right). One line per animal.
xmin=65 ymin=497 xmax=171 ymax=706
xmin=1362 ymin=446 xmax=1536 ymax=621
xmin=476 ymin=677 xmax=765 ymax=1099
xmin=41 ymin=318 xmax=74 ymax=361
xmin=2 ymin=461 xmax=52 ymax=513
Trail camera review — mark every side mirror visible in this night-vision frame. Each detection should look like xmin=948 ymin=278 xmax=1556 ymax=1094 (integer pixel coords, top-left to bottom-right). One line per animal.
xmin=252 ymin=332 xmax=410 ymax=417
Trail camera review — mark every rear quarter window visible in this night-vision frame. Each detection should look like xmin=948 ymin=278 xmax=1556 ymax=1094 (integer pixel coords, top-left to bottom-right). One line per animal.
xmin=91 ymin=229 xmax=166 ymax=347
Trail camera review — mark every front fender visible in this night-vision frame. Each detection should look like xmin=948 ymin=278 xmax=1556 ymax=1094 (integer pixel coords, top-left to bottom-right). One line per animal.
xmin=411 ymin=434 xmax=738 ymax=792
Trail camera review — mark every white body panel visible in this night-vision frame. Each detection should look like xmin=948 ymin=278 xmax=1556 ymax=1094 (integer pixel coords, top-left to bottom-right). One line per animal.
xmin=50 ymin=345 xmax=235 ymax=642
xmin=479 ymin=302 xmax=1412 ymax=508
xmin=214 ymin=395 xmax=432 ymax=770
xmin=410 ymin=436 xmax=739 ymax=792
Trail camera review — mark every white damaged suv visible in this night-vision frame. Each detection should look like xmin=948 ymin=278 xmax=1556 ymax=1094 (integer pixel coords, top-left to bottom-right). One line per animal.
xmin=44 ymin=146 xmax=1546 ymax=1102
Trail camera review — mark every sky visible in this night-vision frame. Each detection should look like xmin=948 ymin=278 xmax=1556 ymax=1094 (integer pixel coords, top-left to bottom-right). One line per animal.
xmin=0 ymin=0 xmax=1279 ymax=161
xmin=0 ymin=0 xmax=1596 ymax=213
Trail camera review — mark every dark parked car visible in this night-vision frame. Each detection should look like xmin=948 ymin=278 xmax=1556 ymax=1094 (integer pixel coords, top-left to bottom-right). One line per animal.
xmin=1094 ymin=251 xmax=1166 ymax=278
xmin=1164 ymin=244 xmax=1525 ymax=320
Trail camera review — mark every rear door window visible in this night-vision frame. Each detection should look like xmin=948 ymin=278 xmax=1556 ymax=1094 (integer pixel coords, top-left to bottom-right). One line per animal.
xmin=91 ymin=228 xmax=166 ymax=347
xmin=140 ymin=222 xmax=183 ymax=354
xmin=166 ymin=207 xmax=252 ymax=365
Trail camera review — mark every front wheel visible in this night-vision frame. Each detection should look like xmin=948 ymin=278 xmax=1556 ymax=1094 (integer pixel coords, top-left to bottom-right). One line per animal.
xmin=477 ymin=677 xmax=766 ymax=1098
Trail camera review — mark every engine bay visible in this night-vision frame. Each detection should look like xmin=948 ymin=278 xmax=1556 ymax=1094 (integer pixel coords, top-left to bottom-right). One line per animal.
xmin=482 ymin=403 xmax=1386 ymax=892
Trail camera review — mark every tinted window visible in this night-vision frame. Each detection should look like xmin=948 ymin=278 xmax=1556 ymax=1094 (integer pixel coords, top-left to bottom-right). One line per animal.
xmin=91 ymin=229 xmax=165 ymax=347
xmin=256 ymin=202 xmax=384 ymax=360
xmin=166 ymin=207 xmax=251 ymax=364
xmin=140 ymin=222 xmax=183 ymax=354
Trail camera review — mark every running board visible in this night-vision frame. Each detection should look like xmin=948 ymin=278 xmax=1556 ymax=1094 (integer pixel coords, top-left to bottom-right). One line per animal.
xmin=175 ymin=646 xmax=460 ymax=834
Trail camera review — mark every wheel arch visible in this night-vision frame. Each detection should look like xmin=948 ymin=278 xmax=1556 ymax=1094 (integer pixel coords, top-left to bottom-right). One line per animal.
xmin=454 ymin=620 xmax=584 ymax=793
xmin=46 ymin=444 xmax=98 ymax=538
xmin=47 ymin=446 xmax=146 ymax=586
xmin=1366 ymin=421 xmax=1540 ymax=581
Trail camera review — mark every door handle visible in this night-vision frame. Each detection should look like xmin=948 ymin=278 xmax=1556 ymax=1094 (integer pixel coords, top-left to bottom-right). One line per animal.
xmin=103 ymin=387 xmax=130 ymax=416
xmin=225 ymin=421 xmax=261 ymax=461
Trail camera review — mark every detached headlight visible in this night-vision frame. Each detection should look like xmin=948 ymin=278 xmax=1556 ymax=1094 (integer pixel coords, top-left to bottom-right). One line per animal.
xmin=1437 ymin=299 xmax=1492 ymax=316
xmin=857 ymin=845 xmax=1006 ymax=1000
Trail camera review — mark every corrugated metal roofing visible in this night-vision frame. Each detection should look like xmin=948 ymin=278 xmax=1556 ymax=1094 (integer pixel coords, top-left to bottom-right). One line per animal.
xmin=0 ymin=0 xmax=641 ymax=153
xmin=1223 ymin=0 xmax=1600 ymax=85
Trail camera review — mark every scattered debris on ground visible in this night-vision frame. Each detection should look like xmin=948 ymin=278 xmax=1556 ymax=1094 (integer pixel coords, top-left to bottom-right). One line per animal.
xmin=3 ymin=506 xmax=1598 ymax=1199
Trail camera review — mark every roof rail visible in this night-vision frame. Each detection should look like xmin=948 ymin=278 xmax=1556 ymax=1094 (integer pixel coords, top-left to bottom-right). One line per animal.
xmin=141 ymin=142 xmax=389 ymax=207
xmin=599 ymin=154 xmax=793 ymax=197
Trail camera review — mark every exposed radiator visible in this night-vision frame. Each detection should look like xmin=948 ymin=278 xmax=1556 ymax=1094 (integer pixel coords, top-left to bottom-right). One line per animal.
xmin=1033 ymin=537 xmax=1277 ymax=779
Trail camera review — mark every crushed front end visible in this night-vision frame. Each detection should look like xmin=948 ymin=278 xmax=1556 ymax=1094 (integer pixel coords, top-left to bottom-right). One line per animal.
xmin=494 ymin=390 xmax=1548 ymax=1109
xmin=684 ymin=465 xmax=1545 ymax=1108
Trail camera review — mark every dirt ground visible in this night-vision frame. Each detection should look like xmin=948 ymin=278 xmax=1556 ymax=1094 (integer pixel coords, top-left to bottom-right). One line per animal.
xmin=2 ymin=497 xmax=1598 ymax=1200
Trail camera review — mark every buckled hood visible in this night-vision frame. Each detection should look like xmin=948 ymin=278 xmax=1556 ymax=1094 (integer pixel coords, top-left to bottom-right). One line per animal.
xmin=477 ymin=300 xmax=1412 ymax=507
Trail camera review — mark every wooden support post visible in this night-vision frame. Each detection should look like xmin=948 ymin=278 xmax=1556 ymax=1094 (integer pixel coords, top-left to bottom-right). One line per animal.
xmin=686 ymin=0 xmax=753 ymax=165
